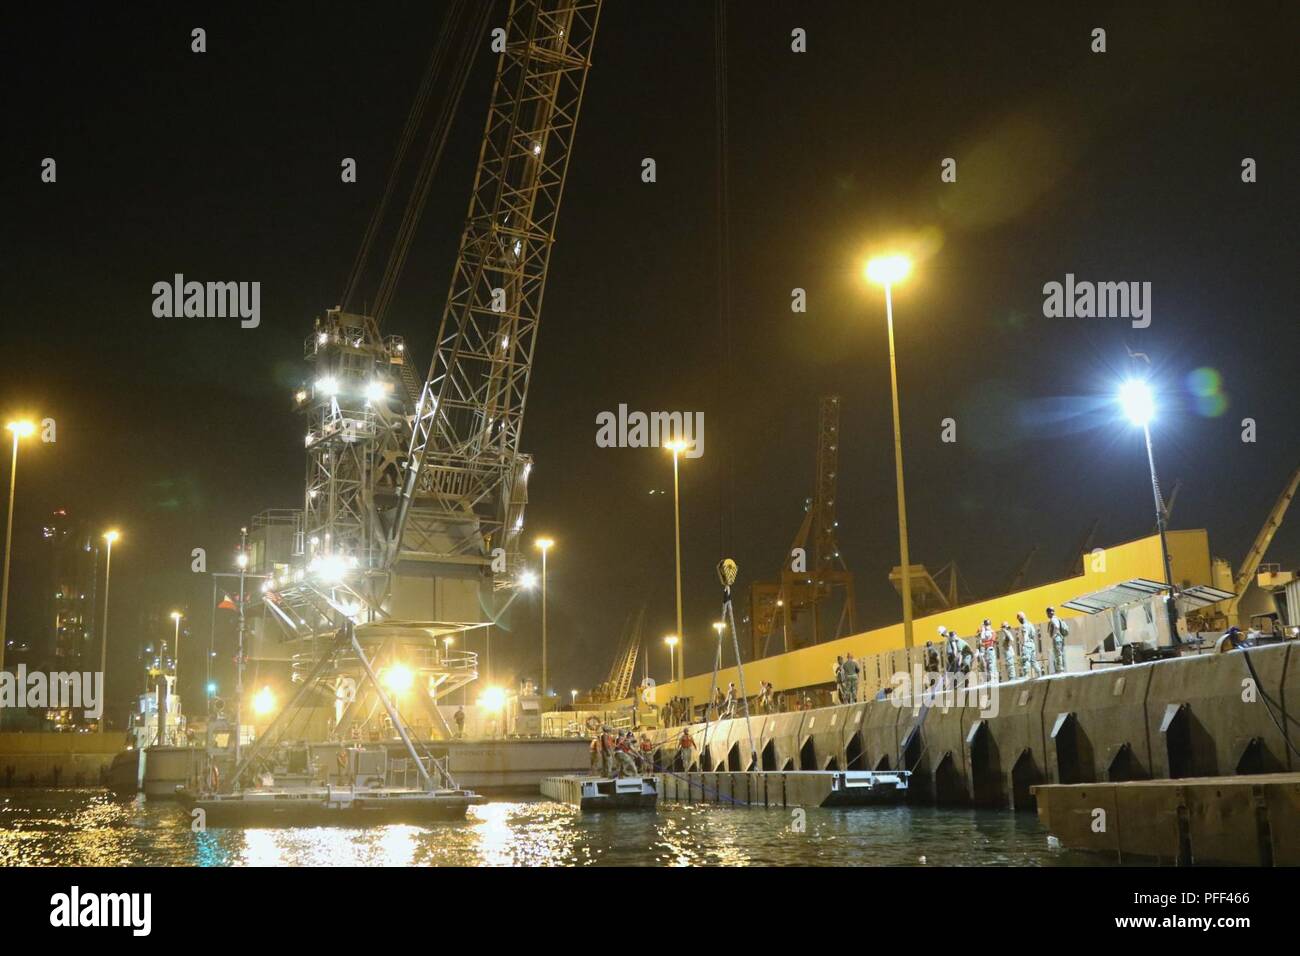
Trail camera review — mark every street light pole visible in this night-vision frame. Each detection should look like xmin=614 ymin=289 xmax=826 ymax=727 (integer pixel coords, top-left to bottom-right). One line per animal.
xmin=235 ymin=528 xmax=248 ymax=771
xmin=99 ymin=529 xmax=119 ymax=733
xmin=535 ymin=537 xmax=554 ymax=696
xmin=668 ymin=441 xmax=686 ymax=684
xmin=1143 ymin=421 xmax=1176 ymax=598
xmin=1118 ymin=378 xmax=1178 ymax=634
xmin=885 ymin=281 xmax=915 ymax=652
xmin=171 ymin=611 xmax=183 ymax=710
xmin=866 ymin=255 xmax=917 ymax=652
xmin=1 ymin=422 xmax=37 ymax=677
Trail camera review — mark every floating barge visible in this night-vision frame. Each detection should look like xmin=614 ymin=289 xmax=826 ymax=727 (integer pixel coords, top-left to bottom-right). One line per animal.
xmin=1033 ymin=772 xmax=1300 ymax=866
xmin=657 ymin=769 xmax=909 ymax=808
xmin=541 ymin=775 xmax=658 ymax=811
xmin=179 ymin=783 xmax=484 ymax=826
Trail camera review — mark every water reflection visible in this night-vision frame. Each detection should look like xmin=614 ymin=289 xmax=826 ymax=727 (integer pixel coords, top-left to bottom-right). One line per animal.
xmin=0 ymin=789 xmax=1110 ymax=867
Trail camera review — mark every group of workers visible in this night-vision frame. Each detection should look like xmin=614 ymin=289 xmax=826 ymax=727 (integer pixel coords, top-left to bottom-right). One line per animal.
xmin=926 ymin=607 xmax=1070 ymax=684
xmin=833 ymin=653 xmax=862 ymax=703
xmin=589 ymin=726 xmax=656 ymax=777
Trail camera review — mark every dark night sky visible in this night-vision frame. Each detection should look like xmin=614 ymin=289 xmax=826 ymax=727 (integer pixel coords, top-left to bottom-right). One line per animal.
xmin=2 ymin=1 xmax=1297 ymax=714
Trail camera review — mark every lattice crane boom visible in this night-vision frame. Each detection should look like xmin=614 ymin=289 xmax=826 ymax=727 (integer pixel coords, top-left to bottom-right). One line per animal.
xmin=387 ymin=0 xmax=602 ymax=577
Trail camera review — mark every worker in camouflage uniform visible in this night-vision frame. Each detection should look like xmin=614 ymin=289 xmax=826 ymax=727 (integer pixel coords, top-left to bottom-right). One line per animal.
xmin=841 ymin=652 xmax=860 ymax=703
xmin=1046 ymin=606 xmax=1069 ymax=673
xmin=1017 ymin=612 xmax=1042 ymax=678
xmin=978 ymin=619 xmax=998 ymax=683
xmin=999 ymin=621 xmax=1018 ymax=680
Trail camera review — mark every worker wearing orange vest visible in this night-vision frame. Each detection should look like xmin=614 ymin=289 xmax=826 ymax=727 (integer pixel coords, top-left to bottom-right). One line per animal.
xmin=677 ymin=727 xmax=696 ymax=771
xmin=638 ymin=732 xmax=654 ymax=772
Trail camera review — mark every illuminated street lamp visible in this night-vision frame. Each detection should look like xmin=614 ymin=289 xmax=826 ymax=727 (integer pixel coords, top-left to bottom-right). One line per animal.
xmin=0 ymin=420 xmax=37 ymax=676
xmin=252 ymin=685 xmax=276 ymax=716
xmin=665 ymin=439 xmax=688 ymax=683
xmin=865 ymin=253 xmax=916 ymax=651
xmin=1118 ymin=379 xmax=1177 ymax=621
xmin=664 ymin=635 xmax=678 ymax=686
xmin=535 ymin=537 xmax=554 ymax=695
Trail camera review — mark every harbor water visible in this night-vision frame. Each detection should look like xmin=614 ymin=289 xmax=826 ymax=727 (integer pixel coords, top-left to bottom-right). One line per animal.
xmin=0 ymin=788 xmax=1118 ymax=866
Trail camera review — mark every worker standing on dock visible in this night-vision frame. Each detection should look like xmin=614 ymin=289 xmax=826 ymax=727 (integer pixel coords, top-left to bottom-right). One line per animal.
xmin=1018 ymin=612 xmax=1042 ymax=678
xmin=677 ymin=726 xmax=696 ymax=770
xmin=923 ymin=641 xmax=940 ymax=682
xmin=834 ymin=655 xmax=845 ymax=702
xmin=841 ymin=652 xmax=860 ymax=702
xmin=638 ymin=732 xmax=654 ymax=771
xmin=1046 ymin=607 xmax=1069 ymax=673
xmin=999 ymin=622 xmax=1018 ymax=680
xmin=723 ymin=682 xmax=737 ymax=718
xmin=978 ymin=620 xmax=998 ymax=684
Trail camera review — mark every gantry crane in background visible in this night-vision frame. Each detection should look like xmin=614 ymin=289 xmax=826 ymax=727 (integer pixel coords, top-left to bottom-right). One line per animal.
xmin=258 ymin=1 xmax=603 ymax=737
xmin=749 ymin=397 xmax=857 ymax=659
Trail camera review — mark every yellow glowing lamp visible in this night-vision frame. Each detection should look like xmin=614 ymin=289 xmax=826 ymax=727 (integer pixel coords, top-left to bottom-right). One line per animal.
xmin=865 ymin=254 xmax=912 ymax=287
xmin=478 ymin=685 xmax=507 ymax=712
xmin=103 ymin=529 xmax=120 ymax=544
xmin=381 ymin=663 xmax=414 ymax=694
xmin=5 ymin=420 xmax=36 ymax=438
xmin=252 ymin=686 xmax=276 ymax=716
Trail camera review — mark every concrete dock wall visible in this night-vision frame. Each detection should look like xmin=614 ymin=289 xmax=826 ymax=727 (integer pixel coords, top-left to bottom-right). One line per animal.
xmin=648 ymin=642 xmax=1299 ymax=810
xmin=0 ymin=733 xmax=121 ymax=787
xmin=1034 ymin=774 xmax=1300 ymax=865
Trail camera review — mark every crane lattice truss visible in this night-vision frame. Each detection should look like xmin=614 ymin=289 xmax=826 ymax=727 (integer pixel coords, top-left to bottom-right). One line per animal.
xmin=580 ymin=606 xmax=643 ymax=704
xmin=749 ymin=397 xmax=857 ymax=659
xmin=267 ymin=0 xmax=602 ymax=644
xmin=389 ymin=0 xmax=602 ymax=577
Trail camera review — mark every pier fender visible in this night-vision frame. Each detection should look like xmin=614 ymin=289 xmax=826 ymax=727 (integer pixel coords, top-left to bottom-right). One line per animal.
xmin=1158 ymin=702 xmax=1193 ymax=779
xmin=805 ymin=707 xmax=847 ymax=770
xmin=1105 ymin=741 xmax=1140 ymax=782
xmin=1049 ymin=712 xmax=1086 ymax=785
xmin=863 ymin=695 xmax=905 ymax=772
xmin=844 ymin=703 xmax=868 ymax=769
xmin=769 ymin=712 xmax=806 ymax=771
xmin=931 ymin=750 xmax=964 ymax=805
xmin=1146 ymin=643 xmax=1293 ymax=779
xmin=918 ymin=698 xmax=971 ymax=800
xmin=964 ymin=719 xmax=1003 ymax=806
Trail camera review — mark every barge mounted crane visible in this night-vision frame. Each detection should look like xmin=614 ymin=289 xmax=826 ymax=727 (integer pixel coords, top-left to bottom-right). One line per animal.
xmin=181 ymin=0 xmax=603 ymax=823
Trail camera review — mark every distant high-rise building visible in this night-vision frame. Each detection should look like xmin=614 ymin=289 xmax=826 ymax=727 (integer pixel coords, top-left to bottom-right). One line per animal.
xmin=41 ymin=509 xmax=102 ymax=729
xmin=42 ymin=507 xmax=100 ymax=668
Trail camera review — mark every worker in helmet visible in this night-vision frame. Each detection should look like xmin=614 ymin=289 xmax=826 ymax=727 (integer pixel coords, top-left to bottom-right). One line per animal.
xmin=1215 ymin=626 xmax=1245 ymax=654
xmin=978 ymin=619 xmax=998 ymax=684
xmin=1046 ymin=607 xmax=1069 ymax=673
xmin=1018 ymin=612 xmax=1042 ymax=678
xmin=999 ymin=621 xmax=1018 ymax=680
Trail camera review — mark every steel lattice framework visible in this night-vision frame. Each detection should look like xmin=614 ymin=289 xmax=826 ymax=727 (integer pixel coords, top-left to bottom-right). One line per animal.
xmin=388 ymin=0 xmax=602 ymax=579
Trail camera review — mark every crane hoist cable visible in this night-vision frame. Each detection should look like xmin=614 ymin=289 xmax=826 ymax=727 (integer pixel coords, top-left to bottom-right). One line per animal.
xmin=341 ymin=0 xmax=465 ymax=313
xmin=713 ymin=0 xmax=736 ymax=561
xmin=373 ymin=0 xmax=494 ymax=327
